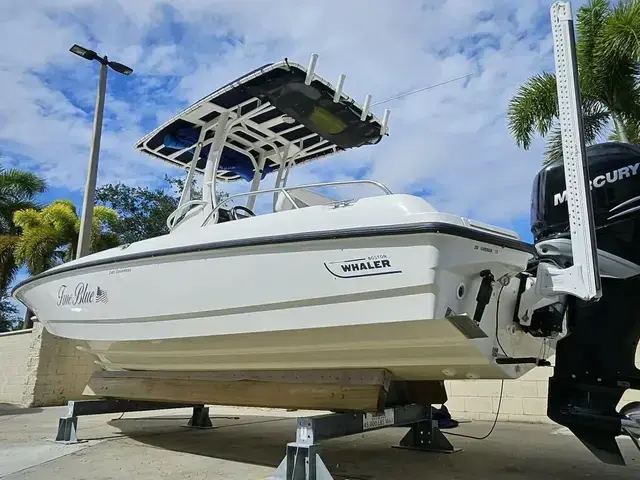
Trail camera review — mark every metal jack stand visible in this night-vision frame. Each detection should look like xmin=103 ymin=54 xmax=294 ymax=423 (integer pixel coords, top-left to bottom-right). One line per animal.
xmin=270 ymin=404 xmax=458 ymax=480
xmin=55 ymin=399 xmax=213 ymax=443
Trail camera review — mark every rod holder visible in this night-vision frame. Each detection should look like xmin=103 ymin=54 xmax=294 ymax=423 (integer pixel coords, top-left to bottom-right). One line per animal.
xmin=381 ymin=109 xmax=391 ymax=135
xmin=360 ymin=94 xmax=372 ymax=121
xmin=305 ymin=53 xmax=319 ymax=85
xmin=333 ymin=74 xmax=346 ymax=102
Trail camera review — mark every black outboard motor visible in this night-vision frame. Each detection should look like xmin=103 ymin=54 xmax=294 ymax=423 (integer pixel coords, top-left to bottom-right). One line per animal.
xmin=531 ymin=142 xmax=640 ymax=464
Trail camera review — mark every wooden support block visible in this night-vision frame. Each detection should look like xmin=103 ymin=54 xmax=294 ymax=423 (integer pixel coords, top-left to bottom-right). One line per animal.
xmin=82 ymin=369 xmax=393 ymax=412
xmin=385 ymin=380 xmax=448 ymax=407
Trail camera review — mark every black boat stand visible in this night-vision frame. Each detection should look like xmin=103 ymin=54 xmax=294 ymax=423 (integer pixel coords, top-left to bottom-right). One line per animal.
xmin=269 ymin=403 xmax=459 ymax=480
xmin=55 ymin=399 xmax=213 ymax=443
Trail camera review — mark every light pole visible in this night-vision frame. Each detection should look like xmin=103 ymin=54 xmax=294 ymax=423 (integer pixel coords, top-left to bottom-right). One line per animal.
xmin=69 ymin=44 xmax=133 ymax=259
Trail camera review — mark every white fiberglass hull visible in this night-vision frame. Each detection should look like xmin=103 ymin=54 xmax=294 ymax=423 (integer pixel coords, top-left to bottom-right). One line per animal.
xmin=13 ymin=194 xmax=550 ymax=381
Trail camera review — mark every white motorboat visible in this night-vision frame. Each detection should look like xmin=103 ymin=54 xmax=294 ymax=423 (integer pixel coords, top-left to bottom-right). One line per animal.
xmin=13 ymin=54 xmax=555 ymax=381
xmin=12 ymin=2 xmax=640 ymax=464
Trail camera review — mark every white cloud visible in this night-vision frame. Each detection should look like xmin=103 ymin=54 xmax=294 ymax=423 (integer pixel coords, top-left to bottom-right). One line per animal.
xmin=0 ymin=0 xmax=586 ymax=230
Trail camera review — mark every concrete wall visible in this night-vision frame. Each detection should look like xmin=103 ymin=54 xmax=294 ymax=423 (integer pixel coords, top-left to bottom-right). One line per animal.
xmin=445 ymin=363 xmax=556 ymax=423
xmin=28 ymin=323 xmax=101 ymax=407
xmin=0 ymin=329 xmax=33 ymax=405
xmin=1 ymin=324 xmax=639 ymax=417
xmin=0 ymin=323 xmax=99 ymax=407
xmin=445 ymin=350 xmax=640 ymax=423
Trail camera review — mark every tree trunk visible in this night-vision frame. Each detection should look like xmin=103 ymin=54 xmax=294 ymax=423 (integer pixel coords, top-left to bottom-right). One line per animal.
xmin=612 ymin=112 xmax=630 ymax=143
xmin=68 ymin=239 xmax=78 ymax=261
xmin=22 ymin=308 xmax=33 ymax=329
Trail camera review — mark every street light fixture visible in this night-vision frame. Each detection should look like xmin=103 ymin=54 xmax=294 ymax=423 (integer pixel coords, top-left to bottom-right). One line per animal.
xmin=69 ymin=44 xmax=99 ymax=61
xmin=69 ymin=44 xmax=133 ymax=260
xmin=107 ymin=61 xmax=133 ymax=76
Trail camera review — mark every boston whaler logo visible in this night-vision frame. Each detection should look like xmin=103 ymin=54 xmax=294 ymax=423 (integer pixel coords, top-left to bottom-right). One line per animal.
xmin=57 ymin=282 xmax=108 ymax=306
xmin=553 ymin=162 xmax=640 ymax=206
xmin=324 ymin=254 xmax=402 ymax=279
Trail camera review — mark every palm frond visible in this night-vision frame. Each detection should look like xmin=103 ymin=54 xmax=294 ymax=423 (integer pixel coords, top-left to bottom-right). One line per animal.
xmin=509 ymin=0 xmax=640 ymax=163
xmin=0 ymin=166 xmax=46 ymax=238
xmin=48 ymin=199 xmax=77 ymax=215
xmin=598 ymin=0 xmax=640 ymax=62
xmin=13 ymin=208 xmax=42 ymax=230
xmin=507 ymin=72 xmax=559 ymax=150
xmin=0 ymin=168 xmax=47 ymax=202
xmin=89 ymin=206 xmax=120 ymax=253
xmin=0 ymin=200 xmax=40 ymax=237
xmin=0 ymin=234 xmax=19 ymax=293
xmin=612 ymin=77 xmax=640 ymax=126
xmin=543 ymin=127 xmax=565 ymax=166
xmin=13 ymin=224 xmax=62 ymax=275
xmin=13 ymin=200 xmax=77 ymax=275
xmin=582 ymin=100 xmax=613 ymax=142
xmin=40 ymin=201 xmax=80 ymax=240
xmin=0 ymin=234 xmax=18 ymax=255
xmin=92 ymin=205 xmax=119 ymax=229
xmin=576 ymin=0 xmax=612 ymax=76
xmin=12 ymin=197 xmax=121 ymax=275
xmin=542 ymin=106 xmax=614 ymax=166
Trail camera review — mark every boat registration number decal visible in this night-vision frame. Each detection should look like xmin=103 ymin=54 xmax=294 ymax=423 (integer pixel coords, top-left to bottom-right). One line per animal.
xmin=362 ymin=409 xmax=395 ymax=430
xmin=474 ymin=244 xmax=499 ymax=254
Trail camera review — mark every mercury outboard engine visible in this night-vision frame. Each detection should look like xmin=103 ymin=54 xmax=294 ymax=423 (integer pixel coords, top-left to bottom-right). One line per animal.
xmin=531 ymin=142 xmax=640 ymax=464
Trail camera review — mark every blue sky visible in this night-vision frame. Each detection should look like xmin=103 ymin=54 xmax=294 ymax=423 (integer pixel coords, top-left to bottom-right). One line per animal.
xmin=0 ymin=0 xmax=592 ymax=311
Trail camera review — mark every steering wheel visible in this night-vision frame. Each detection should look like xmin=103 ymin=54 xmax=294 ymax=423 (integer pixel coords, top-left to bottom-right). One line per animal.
xmin=230 ymin=205 xmax=256 ymax=220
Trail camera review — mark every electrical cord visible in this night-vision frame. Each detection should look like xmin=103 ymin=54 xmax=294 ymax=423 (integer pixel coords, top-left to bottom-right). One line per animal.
xmin=495 ymin=283 xmax=508 ymax=356
xmin=446 ymin=282 xmax=507 ymax=441
xmin=445 ymin=271 xmax=559 ymax=442
xmin=446 ymin=379 xmax=504 ymax=441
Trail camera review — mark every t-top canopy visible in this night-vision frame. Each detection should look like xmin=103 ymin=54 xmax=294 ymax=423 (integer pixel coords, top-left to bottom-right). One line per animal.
xmin=134 ymin=55 xmax=390 ymax=181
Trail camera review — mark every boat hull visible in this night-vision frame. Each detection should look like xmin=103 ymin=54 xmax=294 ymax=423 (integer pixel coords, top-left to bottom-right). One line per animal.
xmin=13 ymin=195 xmax=550 ymax=381
xmin=16 ymin=236 xmax=547 ymax=381
xmin=78 ymin=316 xmax=541 ymax=381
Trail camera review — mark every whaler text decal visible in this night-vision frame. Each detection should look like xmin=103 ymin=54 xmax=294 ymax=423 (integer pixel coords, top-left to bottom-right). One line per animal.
xmin=57 ymin=283 xmax=108 ymax=306
xmin=553 ymin=162 xmax=640 ymax=206
xmin=324 ymin=254 xmax=402 ymax=279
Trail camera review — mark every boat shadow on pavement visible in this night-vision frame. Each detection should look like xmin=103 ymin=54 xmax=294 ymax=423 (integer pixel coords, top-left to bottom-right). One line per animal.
xmin=0 ymin=404 xmax=43 ymax=417
xmin=106 ymin=412 xmax=640 ymax=480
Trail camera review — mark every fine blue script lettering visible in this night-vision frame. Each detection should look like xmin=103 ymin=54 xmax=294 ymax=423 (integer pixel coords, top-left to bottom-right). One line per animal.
xmin=57 ymin=283 xmax=95 ymax=306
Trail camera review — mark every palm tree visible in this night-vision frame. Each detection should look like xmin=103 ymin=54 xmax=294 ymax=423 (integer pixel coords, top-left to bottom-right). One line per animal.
xmin=507 ymin=0 xmax=640 ymax=165
xmin=11 ymin=200 xmax=119 ymax=330
xmin=609 ymin=118 xmax=640 ymax=142
xmin=0 ymin=166 xmax=47 ymax=294
xmin=13 ymin=199 xmax=120 ymax=275
xmin=0 ymin=293 xmax=20 ymax=333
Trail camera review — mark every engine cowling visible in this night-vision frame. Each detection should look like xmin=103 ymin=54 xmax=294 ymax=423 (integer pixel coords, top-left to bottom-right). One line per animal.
xmin=528 ymin=142 xmax=640 ymax=465
xmin=531 ymin=141 xmax=640 ymax=276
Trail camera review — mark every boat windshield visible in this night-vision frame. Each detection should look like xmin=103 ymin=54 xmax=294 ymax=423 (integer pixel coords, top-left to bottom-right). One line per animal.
xmin=166 ymin=178 xmax=393 ymax=229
